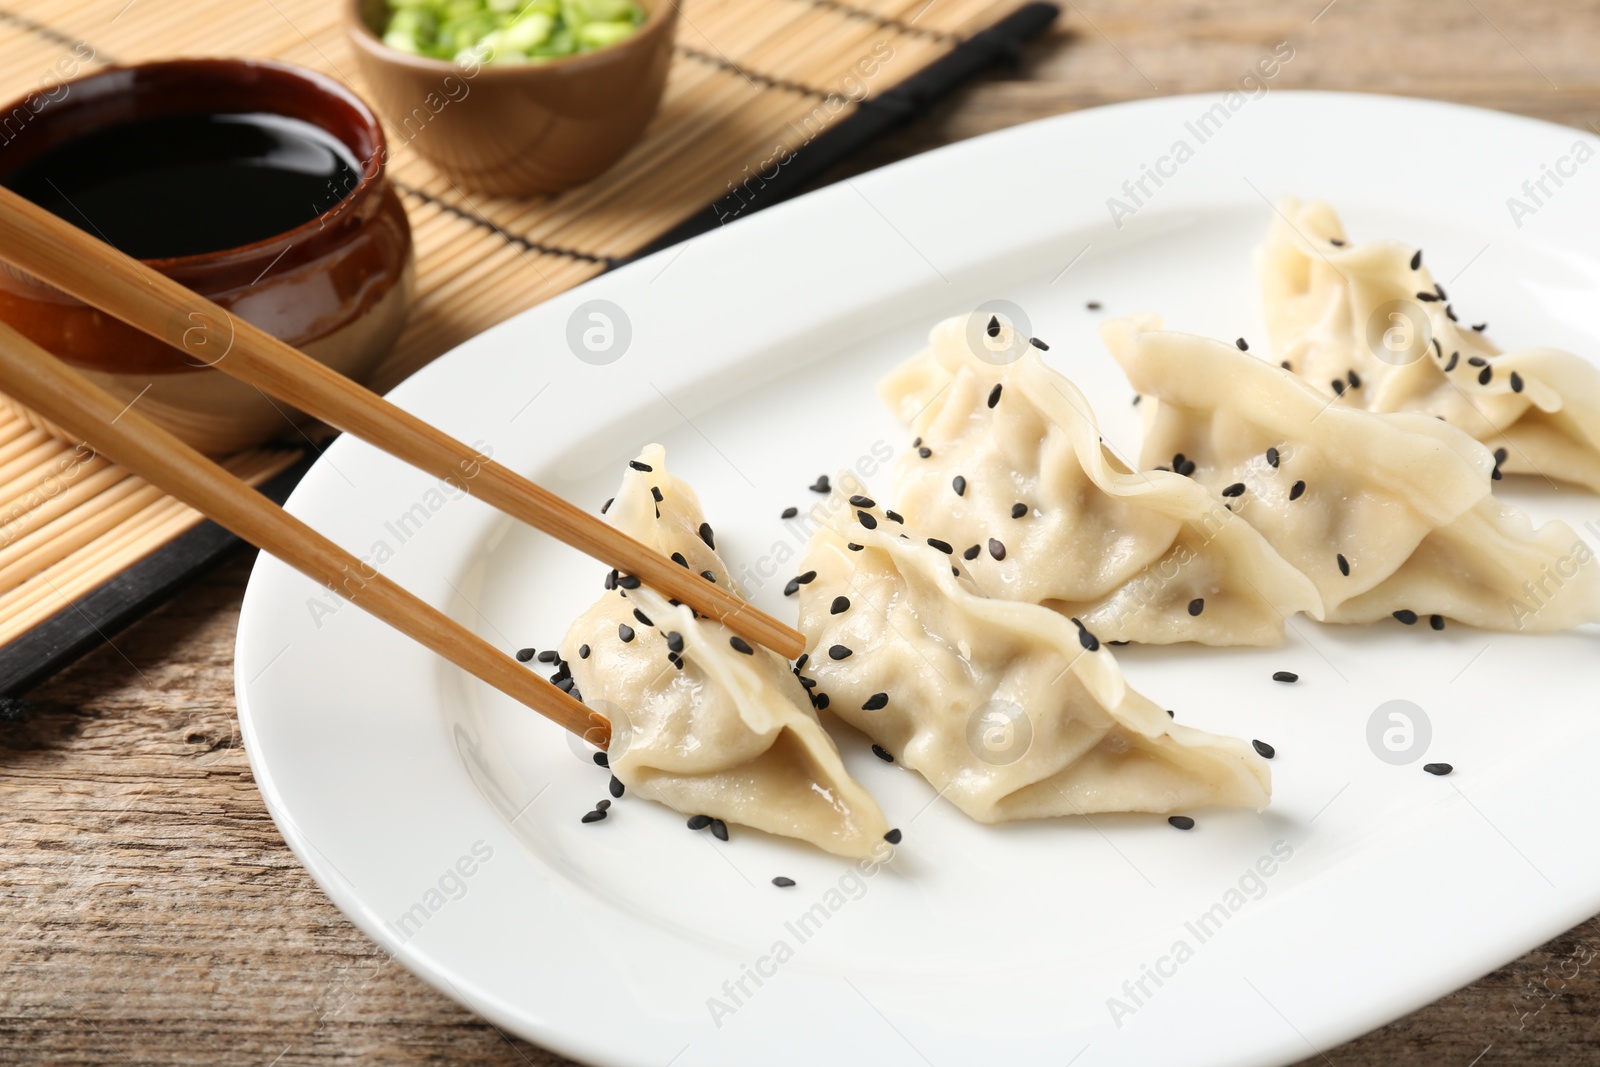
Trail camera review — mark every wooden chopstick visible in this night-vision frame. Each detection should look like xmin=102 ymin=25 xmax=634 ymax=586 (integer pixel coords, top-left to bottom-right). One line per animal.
xmin=0 ymin=186 xmax=805 ymax=661
xmin=0 ymin=318 xmax=610 ymax=746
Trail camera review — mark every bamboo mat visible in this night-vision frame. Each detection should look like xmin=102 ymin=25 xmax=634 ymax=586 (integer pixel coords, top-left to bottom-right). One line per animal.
xmin=0 ymin=0 xmax=1040 ymax=656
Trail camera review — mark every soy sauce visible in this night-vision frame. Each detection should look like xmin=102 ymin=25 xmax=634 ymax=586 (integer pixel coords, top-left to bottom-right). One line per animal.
xmin=4 ymin=111 xmax=362 ymax=260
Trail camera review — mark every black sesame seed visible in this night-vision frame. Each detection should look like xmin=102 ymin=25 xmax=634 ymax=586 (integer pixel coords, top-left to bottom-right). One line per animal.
xmin=1221 ymin=482 xmax=1246 ymax=498
xmin=828 ymin=644 xmax=852 ymax=660
xmin=1510 ymin=371 xmax=1524 ymax=393
xmin=1266 ymin=447 xmax=1279 ymax=468
xmin=1071 ymin=618 xmax=1100 ymax=652
xmin=687 ymin=814 xmax=712 ymax=830
xmin=847 ymin=543 xmax=863 ymax=551
xmin=986 ymin=315 xmax=1001 ymax=338
xmin=1289 ymin=480 xmax=1306 ymax=501
xmin=870 ymin=743 xmax=894 ymax=762
xmin=554 ymin=677 xmax=575 ymax=693
xmin=594 ymin=751 xmax=609 ymax=768
xmin=632 ymin=608 xmax=652 ymax=627
xmin=830 ymin=596 xmax=850 ymax=614
xmin=695 ymin=523 xmax=715 ymax=550
xmin=1187 ymin=598 xmax=1205 ymax=617
xmin=1410 ymin=249 xmax=1423 ymax=270
xmin=1235 ymin=337 xmax=1249 ymax=351
xmin=883 ymin=828 xmax=903 ymax=844
xmin=1495 ymin=447 xmax=1509 ymax=465
xmin=963 ymin=544 xmax=981 ymax=560
xmin=885 ymin=509 xmax=904 ymax=524
xmin=988 ymin=538 xmax=1006 ymax=561
xmin=1446 ymin=304 xmax=1458 ymax=322
xmin=601 ymin=497 xmax=614 ymax=514
xmin=813 ymin=692 xmax=830 ymax=710
xmin=710 ymin=818 xmax=729 ymax=841
xmin=1167 ymin=815 xmax=1195 ymax=831
xmin=1444 ymin=351 xmax=1459 ymax=372
xmin=797 ymin=675 xmax=816 ymax=690
xmin=701 ymin=570 xmax=717 ymax=583
xmin=1430 ymin=615 xmax=1445 ymax=631
xmin=1272 ymin=671 xmax=1298 ymax=683
xmin=862 ymin=693 xmax=889 ymax=711
xmin=535 ymin=650 xmax=557 ymax=665
xmin=1132 ymin=394 xmax=1142 ymax=406
xmin=952 ymin=475 xmax=967 ymax=497
xmin=857 ymin=510 xmax=878 ymax=529
xmin=1348 ymin=370 xmax=1361 ymax=388
xmin=581 ymin=809 xmax=607 ymax=823
xmin=1468 ymin=356 xmax=1486 ymax=367
xmin=809 ymin=475 xmax=830 ymax=493
xmin=1029 ymin=336 xmax=1050 ymax=351
xmin=650 ymin=486 xmax=663 ymax=504
xmin=987 ymin=383 xmax=1003 ymax=408
xmin=617 ymin=574 xmax=641 ymax=589
xmin=918 ymin=446 xmax=932 ymax=458
xmin=772 ymin=876 xmax=796 ymax=888
xmin=1416 ymin=291 xmax=1438 ymax=302
xmin=628 ymin=460 xmax=653 ymax=472
xmin=1086 ymin=300 xmax=1102 ymax=310
xmin=1176 ymin=458 xmax=1196 ymax=477
xmin=1337 ymin=553 xmax=1350 ymax=576
xmin=1252 ymin=740 xmax=1275 ymax=759
xmin=794 ymin=653 xmax=808 ymax=670
xmin=1330 ymin=238 xmax=1345 ymax=246
xmin=1331 ymin=378 xmax=1346 ymax=396
xmin=1478 ymin=366 xmax=1493 ymax=385
xmin=784 ymin=578 xmax=801 ymax=597
xmin=1393 ymin=609 xmax=1419 ymax=625
xmin=927 ymin=537 xmax=953 ymax=554
xmin=1011 ymin=502 xmax=1028 ymax=518
xmin=579 ymin=644 xmax=591 ymax=660
xmin=667 ymin=653 xmax=683 ymax=670
xmin=1166 ymin=708 xmax=1175 ymax=718
xmin=1472 ymin=323 xmax=1488 ymax=332
xmin=665 ymin=631 xmax=684 ymax=654
xmin=1435 ymin=283 xmax=1447 ymax=300
xmin=515 ymin=647 xmax=536 ymax=662
xmin=670 ymin=551 xmax=689 ymax=568
xmin=1423 ymin=763 xmax=1453 ymax=776
xmin=781 ymin=506 xmax=798 ymax=519
xmin=1281 ymin=360 xmax=1293 ymax=370
xmin=618 ymin=624 xmax=635 ymax=643
xmin=729 ymin=636 xmax=754 ymax=655
xmin=609 ymin=775 xmax=624 ymax=798
xmin=849 ymin=495 xmax=875 ymax=508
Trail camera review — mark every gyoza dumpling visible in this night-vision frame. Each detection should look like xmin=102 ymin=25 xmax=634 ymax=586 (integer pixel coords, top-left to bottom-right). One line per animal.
xmin=1258 ymin=196 xmax=1600 ymax=493
xmin=793 ymin=498 xmax=1271 ymax=822
xmin=876 ymin=313 xmax=1319 ymax=645
xmin=1104 ymin=314 xmax=1600 ymax=631
xmin=559 ymin=444 xmax=892 ymax=858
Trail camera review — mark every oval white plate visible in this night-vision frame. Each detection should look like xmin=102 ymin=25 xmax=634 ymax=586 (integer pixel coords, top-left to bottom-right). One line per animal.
xmin=237 ymin=92 xmax=1600 ymax=1067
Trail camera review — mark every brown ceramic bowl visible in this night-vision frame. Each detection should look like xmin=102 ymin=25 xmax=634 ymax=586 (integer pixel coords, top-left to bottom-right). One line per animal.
xmin=0 ymin=58 xmax=414 ymax=455
xmin=346 ymin=0 xmax=677 ymax=196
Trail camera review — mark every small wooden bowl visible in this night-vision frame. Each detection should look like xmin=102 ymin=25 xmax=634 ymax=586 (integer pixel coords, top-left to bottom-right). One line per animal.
xmin=346 ymin=0 xmax=677 ymax=197
xmin=0 ymin=58 xmax=414 ymax=456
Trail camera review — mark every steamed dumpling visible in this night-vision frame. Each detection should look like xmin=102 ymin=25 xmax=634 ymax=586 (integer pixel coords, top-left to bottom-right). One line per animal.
xmin=1104 ymin=314 xmax=1600 ymax=631
xmin=1258 ymin=196 xmax=1600 ymax=493
xmin=793 ymin=497 xmax=1271 ymax=822
xmin=877 ymin=313 xmax=1319 ymax=645
xmin=559 ymin=444 xmax=891 ymax=858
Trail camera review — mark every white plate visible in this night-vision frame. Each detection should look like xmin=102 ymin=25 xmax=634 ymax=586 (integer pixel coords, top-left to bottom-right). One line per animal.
xmin=236 ymin=92 xmax=1600 ymax=1067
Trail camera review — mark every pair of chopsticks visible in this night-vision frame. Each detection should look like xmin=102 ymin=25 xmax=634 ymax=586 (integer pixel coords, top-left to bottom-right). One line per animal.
xmin=0 ymin=185 xmax=805 ymax=746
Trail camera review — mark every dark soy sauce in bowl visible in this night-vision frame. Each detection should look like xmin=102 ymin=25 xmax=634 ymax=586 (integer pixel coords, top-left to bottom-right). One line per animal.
xmin=3 ymin=111 xmax=362 ymax=260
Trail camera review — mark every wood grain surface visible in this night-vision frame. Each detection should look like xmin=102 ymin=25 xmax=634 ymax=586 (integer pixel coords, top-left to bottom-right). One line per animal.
xmin=6 ymin=2 xmax=1600 ymax=1064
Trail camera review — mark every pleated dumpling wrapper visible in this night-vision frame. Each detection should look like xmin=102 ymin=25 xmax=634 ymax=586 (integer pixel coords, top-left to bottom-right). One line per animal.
xmin=1258 ymin=195 xmax=1600 ymax=493
xmin=877 ymin=312 xmax=1319 ymax=645
xmin=1104 ymin=314 xmax=1600 ymax=631
xmin=794 ymin=497 xmax=1271 ymax=823
xmin=558 ymin=444 xmax=892 ymax=858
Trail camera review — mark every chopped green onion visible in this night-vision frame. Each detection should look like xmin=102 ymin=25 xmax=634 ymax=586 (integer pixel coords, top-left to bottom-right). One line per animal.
xmin=381 ymin=0 xmax=645 ymax=61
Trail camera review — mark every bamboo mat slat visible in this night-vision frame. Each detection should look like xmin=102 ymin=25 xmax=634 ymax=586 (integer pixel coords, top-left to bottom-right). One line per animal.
xmin=0 ymin=0 xmax=1043 ymax=657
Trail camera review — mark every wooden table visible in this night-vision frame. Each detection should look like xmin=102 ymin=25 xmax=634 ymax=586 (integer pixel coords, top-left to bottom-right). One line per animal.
xmin=5 ymin=2 xmax=1600 ymax=1063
